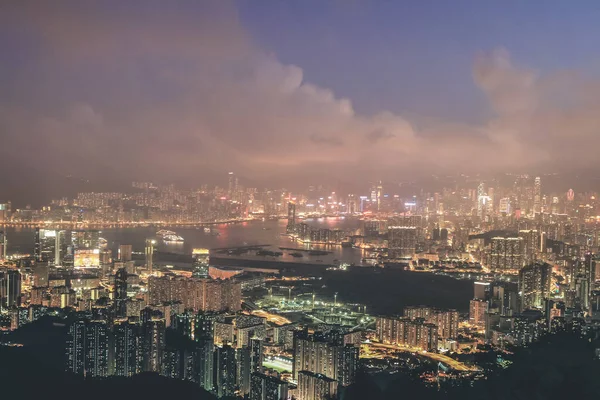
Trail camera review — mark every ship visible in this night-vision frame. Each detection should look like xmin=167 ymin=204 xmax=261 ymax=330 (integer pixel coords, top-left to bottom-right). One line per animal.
xmin=156 ymin=229 xmax=184 ymax=243
xmin=203 ymin=227 xmax=220 ymax=236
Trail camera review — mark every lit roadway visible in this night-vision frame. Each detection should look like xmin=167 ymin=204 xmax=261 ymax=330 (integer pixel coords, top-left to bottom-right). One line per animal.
xmin=366 ymin=342 xmax=479 ymax=372
xmin=251 ymin=310 xmax=291 ymax=326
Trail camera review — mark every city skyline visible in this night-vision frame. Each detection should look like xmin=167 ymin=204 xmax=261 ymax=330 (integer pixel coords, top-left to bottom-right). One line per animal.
xmin=3 ymin=2 xmax=600 ymax=398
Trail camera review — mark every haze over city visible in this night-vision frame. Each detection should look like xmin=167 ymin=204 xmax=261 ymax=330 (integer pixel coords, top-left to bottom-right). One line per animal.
xmin=3 ymin=1 xmax=600 ymax=205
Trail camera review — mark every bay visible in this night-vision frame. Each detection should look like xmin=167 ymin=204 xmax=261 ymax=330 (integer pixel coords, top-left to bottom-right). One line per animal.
xmin=2 ymin=217 xmax=365 ymax=265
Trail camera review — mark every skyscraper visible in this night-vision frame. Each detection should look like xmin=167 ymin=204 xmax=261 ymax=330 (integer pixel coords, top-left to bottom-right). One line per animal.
xmin=66 ymin=319 xmax=86 ymax=375
xmin=519 ymin=262 xmax=552 ymax=311
xmin=533 ymin=176 xmax=541 ymax=215
xmin=228 ymin=171 xmax=236 ymax=199
xmin=34 ymin=229 xmax=65 ymax=265
xmin=518 ymin=230 xmax=540 ymax=266
xmin=0 ymin=268 xmax=21 ymax=309
xmin=489 ymin=236 xmax=524 ymax=271
xmin=216 ymin=344 xmax=237 ymax=398
xmin=250 ymin=372 xmax=289 ymax=400
xmin=387 ymin=226 xmax=417 ymax=258
xmin=113 ymin=320 xmax=140 ymax=377
xmin=286 ymin=202 xmax=296 ymax=234
xmin=142 ymin=318 xmax=165 ymax=372
xmin=71 ymin=230 xmax=101 ymax=250
xmin=469 ymin=299 xmax=488 ymax=327
xmin=114 ymin=267 xmax=128 ymax=318
xmin=85 ymin=320 xmax=109 ymax=378
xmin=0 ymin=230 xmax=6 ymax=260
xmin=297 ymin=371 xmax=338 ymax=400
xmin=238 ymin=338 xmax=264 ymax=396
xmin=145 ymin=239 xmax=155 ymax=273
xmin=196 ymin=337 xmax=215 ymax=392
xmin=118 ymin=244 xmax=133 ymax=262
xmin=192 ymin=248 xmax=210 ymax=278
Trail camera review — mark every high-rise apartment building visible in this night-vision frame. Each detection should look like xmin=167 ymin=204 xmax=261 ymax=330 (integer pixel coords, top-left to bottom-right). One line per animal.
xmin=387 ymin=226 xmax=417 ymax=258
xmin=293 ymin=332 xmax=360 ymax=386
xmin=141 ymin=318 xmax=166 ymax=373
xmin=118 ymin=244 xmax=133 ymax=262
xmin=113 ymin=320 xmax=140 ymax=377
xmin=469 ymin=299 xmax=488 ymax=327
xmin=375 ymin=316 xmax=438 ymax=351
xmin=250 ymin=372 xmax=289 ymax=400
xmin=286 ymin=202 xmax=296 ymax=234
xmin=519 ymin=230 xmax=540 ymax=266
xmin=489 ymin=236 xmax=524 ymax=271
xmin=66 ymin=319 xmax=108 ymax=378
xmin=145 ymin=239 xmax=155 ymax=273
xmin=297 ymin=371 xmax=338 ymax=400
xmin=66 ymin=319 xmax=86 ymax=375
xmin=533 ymin=176 xmax=541 ymax=215
xmin=216 ymin=344 xmax=237 ymax=398
xmin=85 ymin=320 xmax=109 ymax=377
xmin=519 ymin=262 xmax=552 ymax=311
xmin=0 ymin=268 xmax=21 ymax=309
xmin=148 ymin=275 xmax=241 ymax=312
xmin=196 ymin=337 xmax=215 ymax=391
xmin=114 ymin=268 xmax=128 ymax=318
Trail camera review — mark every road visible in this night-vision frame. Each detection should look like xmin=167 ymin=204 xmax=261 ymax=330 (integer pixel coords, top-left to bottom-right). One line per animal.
xmin=366 ymin=342 xmax=479 ymax=372
xmin=251 ymin=309 xmax=291 ymax=325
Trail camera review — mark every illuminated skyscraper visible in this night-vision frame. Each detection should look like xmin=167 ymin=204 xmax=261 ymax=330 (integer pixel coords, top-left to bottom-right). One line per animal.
xmin=238 ymin=338 xmax=264 ymax=396
xmin=84 ymin=320 xmax=109 ymax=378
xmin=0 ymin=203 xmax=9 ymax=222
xmin=489 ymin=236 xmax=524 ymax=271
xmin=387 ymin=226 xmax=417 ymax=258
xmin=250 ymin=372 xmax=288 ymax=400
xmin=228 ymin=172 xmax=238 ymax=199
xmin=286 ymin=202 xmax=296 ymax=234
xmin=519 ymin=230 xmax=540 ymax=266
xmin=196 ymin=337 xmax=214 ymax=391
xmin=297 ymin=371 xmax=338 ymax=400
xmin=192 ymin=248 xmax=210 ymax=278
xmin=499 ymin=197 xmax=511 ymax=215
xmin=216 ymin=344 xmax=237 ymax=398
xmin=66 ymin=319 xmax=86 ymax=375
xmin=114 ymin=268 xmax=129 ymax=318
xmin=474 ymin=281 xmax=490 ymax=301
xmin=113 ymin=320 xmax=140 ymax=377
xmin=0 ymin=268 xmax=21 ymax=309
xmin=533 ymin=176 xmax=541 ymax=215
xmin=469 ymin=299 xmax=488 ymax=327
xmin=0 ymin=230 xmax=6 ymax=260
xmin=34 ymin=228 xmax=65 ymax=265
xmin=142 ymin=318 xmax=165 ymax=372
xmin=118 ymin=244 xmax=133 ymax=261
xmin=145 ymin=239 xmax=155 ymax=273
xmin=519 ymin=262 xmax=552 ymax=311
xmin=477 ymin=182 xmax=486 ymax=218
xmin=71 ymin=230 xmax=101 ymax=249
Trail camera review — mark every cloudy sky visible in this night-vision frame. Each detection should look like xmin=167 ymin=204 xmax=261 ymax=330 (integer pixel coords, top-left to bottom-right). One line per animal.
xmin=2 ymin=1 xmax=600 ymax=203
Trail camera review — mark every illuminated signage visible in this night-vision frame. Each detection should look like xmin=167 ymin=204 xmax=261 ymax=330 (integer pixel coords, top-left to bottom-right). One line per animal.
xmin=74 ymin=249 xmax=100 ymax=268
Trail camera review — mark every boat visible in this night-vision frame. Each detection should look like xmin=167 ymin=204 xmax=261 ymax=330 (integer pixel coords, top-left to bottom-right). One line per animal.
xmin=156 ymin=229 xmax=184 ymax=243
xmin=204 ymin=227 xmax=211 ymax=233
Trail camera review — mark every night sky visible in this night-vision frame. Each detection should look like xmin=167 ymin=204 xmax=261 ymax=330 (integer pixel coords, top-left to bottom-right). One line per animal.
xmin=2 ymin=1 xmax=600 ymax=204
